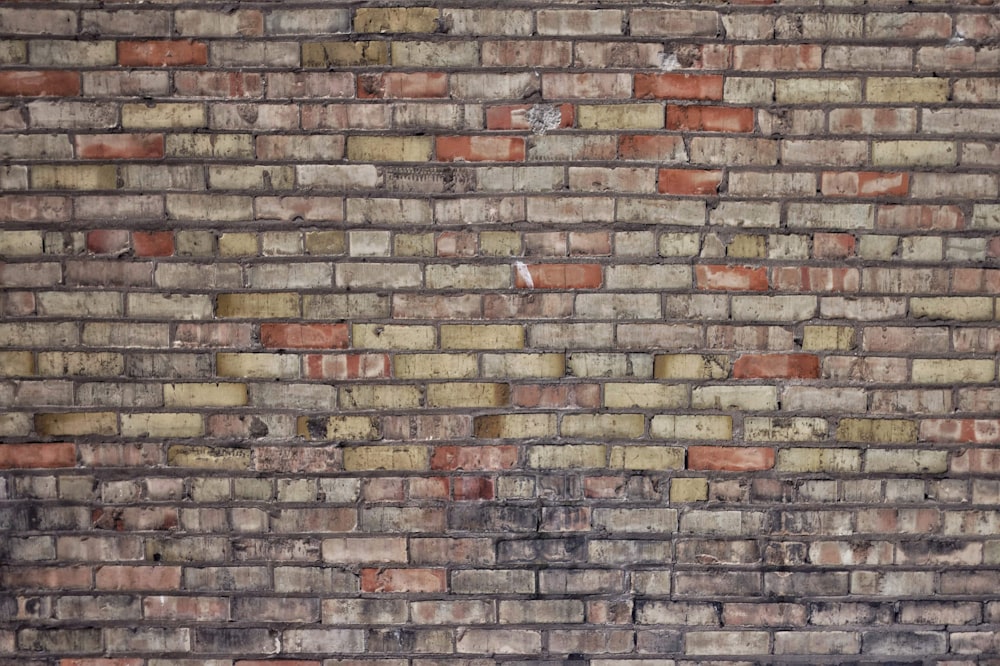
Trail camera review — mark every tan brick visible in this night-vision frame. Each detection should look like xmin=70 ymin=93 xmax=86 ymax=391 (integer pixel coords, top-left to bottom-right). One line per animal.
xmin=123 ymin=103 xmax=205 ymax=129
xmin=912 ymin=297 xmax=993 ymax=321
xmin=610 ymin=445 xmax=683 ymax=470
xmin=691 ymin=386 xmax=778 ymax=411
xmin=427 ymin=383 xmax=510 ymax=408
xmin=340 ymin=385 xmax=421 ymax=410
xmin=744 ymin=417 xmax=828 ymax=442
xmin=528 ymin=445 xmax=606 ymax=469
xmin=777 ymin=448 xmax=862 ymax=473
xmin=441 ymin=325 xmax=523 ymax=350
xmin=867 ymin=77 xmax=948 ymax=103
xmin=562 ymin=414 xmax=644 ymax=439
xmin=31 ymin=165 xmax=116 ymax=191
xmin=122 ymin=413 xmax=203 ymax=438
xmin=344 ymin=446 xmax=428 ymax=471
xmin=865 ymin=449 xmax=948 ymax=474
xmin=303 ymin=41 xmax=388 ymax=67
xmin=395 ymin=354 xmax=477 ymax=379
xmin=912 ymin=359 xmax=994 ymax=384
xmin=671 ymin=477 xmax=709 ymax=502
xmin=354 ymin=7 xmax=438 ymax=33
xmin=167 ymin=445 xmax=251 ymax=470
xmin=872 ymin=141 xmax=957 ymax=167
xmin=216 ymin=293 xmax=300 ymax=319
xmin=654 ymin=354 xmax=730 ymax=379
xmin=775 ymin=78 xmax=862 ymax=103
xmin=353 ymin=324 xmax=435 ymax=350
xmin=481 ymin=353 xmax=566 ymax=379
xmin=164 ymin=383 xmax=248 ymax=408
xmin=604 ymin=383 xmax=688 ymax=409
xmin=474 ymin=413 xmax=557 ymax=439
xmin=651 ymin=415 xmax=731 ymax=441
xmin=38 ymin=352 xmax=123 ymax=377
xmin=0 ymin=351 xmax=34 ymax=376
xmin=577 ymin=104 xmax=663 ymax=129
xmin=297 ymin=415 xmax=380 ymax=442
xmin=837 ymin=418 xmax=917 ymax=444
xmin=803 ymin=325 xmax=856 ymax=351
xmin=216 ymin=353 xmax=299 ymax=379
xmin=35 ymin=412 xmax=117 ymax=436
xmin=347 ymin=136 xmax=432 ymax=162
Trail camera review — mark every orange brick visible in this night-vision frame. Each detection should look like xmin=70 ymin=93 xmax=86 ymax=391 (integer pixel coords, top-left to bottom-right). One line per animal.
xmin=821 ymin=171 xmax=909 ymax=197
xmin=361 ymin=568 xmax=447 ymax=593
xmin=733 ymin=353 xmax=820 ymax=379
xmin=0 ymin=442 xmax=76 ymax=469
xmin=303 ymin=353 xmax=390 ymax=379
xmin=696 ymin=265 xmax=768 ymax=291
xmin=515 ymin=264 xmax=602 ymax=289
xmin=132 ymin=231 xmax=174 ymax=257
xmin=437 ymin=136 xmax=525 ymax=162
xmin=118 ymin=40 xmax=208 ymax=66
xmin=76 ymin=134 xmax=164 ymax=160
xmin=0 ymin=70 xmax=80 ymax=96
xmin=358 ymin=72 xmax=447 ymax=99
xmin=688 ymin=446 xmax=775 ymax=471
xmin=486 ymin=103 xmax=574 ymax=130
xmin=261 ymin=323 xmax=349 ymax=349
xmin=635 ymin=73 xmax=723 ymax=100
xmin=659 ymin=169 xmax=722 ymax=195
xmin=666 ymin=105 xmax=754 ymax=132
xmin=619 ymin=135 xmax=687 ymax=161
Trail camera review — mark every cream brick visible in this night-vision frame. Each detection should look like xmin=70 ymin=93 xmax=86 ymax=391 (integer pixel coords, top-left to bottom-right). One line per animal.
xmin=610 ymin=446 xmax=684 ymax=470
xmin=528 ymin=445 xmax=606 ymax=469
xmin=603 ymin=383 xmax=688 ymax=409
xmin=651 ymin=415 xmax=732 ymax=440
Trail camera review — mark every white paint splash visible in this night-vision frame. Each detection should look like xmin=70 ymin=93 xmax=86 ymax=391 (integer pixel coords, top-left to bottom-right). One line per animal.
xmin=514 ymin=261 xmax=534 ymax=288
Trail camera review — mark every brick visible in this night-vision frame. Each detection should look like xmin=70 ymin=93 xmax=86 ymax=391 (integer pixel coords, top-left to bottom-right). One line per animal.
xmin=346 ymin=136 xmax=432 ymax=162
xmin=0 ymin=443 xmax=75 ymax=469
xmin=35 ymin=412 xmax=118 ymax=436
xmin=733 ymin=353 xmax=820 ymax=379
xmin=577 ymin=104 xmax=663 ymax=130
xmin=636 ymin=73 xmax=723 ymax=100
xmin=437 ymin=136 xmax=524 ymax=162
xmin=630 ymin=9 xmax=720 ymax=37
xmin=0 ymin=71 xmax=79 ymax=97
xmin=667 ymin=105 xmax=754 ymax=132
xmin=355 ymin=7 xmax=438 ymax=33
xmin=775 ymin=78 xmax=862 ymax=103
xmin=260 ymin=323 xmax=348 ymax=350
xmin=427 ymin=383 xmax=510 ymax=408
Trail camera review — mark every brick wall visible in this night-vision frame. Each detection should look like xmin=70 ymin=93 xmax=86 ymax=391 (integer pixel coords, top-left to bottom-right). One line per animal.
xmin=2 ymin=1 xmax=999 ymax=663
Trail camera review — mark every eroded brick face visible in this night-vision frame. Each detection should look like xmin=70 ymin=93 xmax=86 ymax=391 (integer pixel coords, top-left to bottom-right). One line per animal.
xmin=1 ymin=1 xmax=999 ymax=662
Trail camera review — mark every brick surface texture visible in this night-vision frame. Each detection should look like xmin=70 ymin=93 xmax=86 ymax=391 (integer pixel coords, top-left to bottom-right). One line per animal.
xmin=1 ymin=1 xmax=999 ymax=663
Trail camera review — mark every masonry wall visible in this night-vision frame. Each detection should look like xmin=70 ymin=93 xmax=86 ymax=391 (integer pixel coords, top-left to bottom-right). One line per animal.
xmin=2 ymin=1 xmax=1000 ymax=663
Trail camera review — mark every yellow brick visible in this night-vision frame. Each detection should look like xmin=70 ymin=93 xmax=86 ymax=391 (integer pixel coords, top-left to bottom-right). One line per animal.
xmin=165 ymin=133 xmax=254 ymax=159
xmin=776 ymin=448 xmax=862 ymax=473
xmin=912 ymin=359 xmax=995 ymax=384
xmin=670 ymin=477 xmax=709 ymax=503
xmin=871 ymin=141 xmax=957 ymax=167
xmin=352 ymin=324 xmax=435 ymax=350
xmin=744 ymin=417 xmax=828 ymax=442
xmin=0 ymin=351 xmax=34 ymax=375
xmin=343 ymin=445 xmax=428 ymax=471
xmin=164 ymin=383 xmax=248 ymax=408
xmin=218 ymin=233 xmax=258 ymax=257
xmin=610 ymin=445 xmax=684 ymax=470
xmin=122 ymin=413 xmax=204 ymax=438
xmin=0 ymin=230 xmax=44 ymax=256
xmin=474 ymin=413 xmax=557 ymax=439
xmin=441 ymin=324 xmax=524 ymax=350
xmin=603 ymin=383 xmax=688 ymax=409
xmin=35 ymin=412 xmax=117 ymax=436
xmin=578 ymin=104 xmax=663 ymax=129
xmin=297 ymin=415 xmax=380 ymax=441
xmin=479 ymin=231 xmax=521 ymax=257
xmin=837 ymin=418 xmax=916 ymax=444
xmin=216 ymin=293 xmax=300 ymax=319
xmin=354 ymin=7 xmax=439 ymax=33
xmin=653 ymin=354 xmax=730 ymax=379
xmin=691 ymin=386 xmax=778 ymax=411
xmin=31 ymin=165 xmax=116 ymax=190
xmin=864 ymin=449 xmax=948 ymax=474
xmin=347 ymin=136 xmax=432 ymax=162
xmin=561 ymin=413 xmax=644 ymax=439
xmin=775 ymin=78 xmax=862 ymax=104
xmin=303 ymin=41 xmax=389 ymax=67
xmin=528 ymin=444 xmax=606 ymax=469
xmin=122 ymin=103 xmax=205 ymax=129
xmin=394 ymin=233 xmax=436 ymax=257
xmin=395 ymin=354 xmax=477 ymax=379
xmin=167 ymin=444 xmax=251 ymax=470
xmin=37 ymin=352 xmax=123 ymax=377
xmin=867 ymin=77 xmax=948 ymax=103
xmin=340 ymin=384 xmax=422 ymax=409
xmin=427 ymin=382 xmax=510 ymax=408
xmin=305 ymin=231 xmax=346 ymax=255
xmin=650 ymin=415 xmax=731 ymax=441
xmin=802 ymin=325 xmax=855 ymax=351
xmin=911 ymin=297 xmax=993 ymax=321
xmin=216 ymin=353 xmax=299 ymax=379
xmin=728 ymin=234 xmax=767 ymax=258
xmin=481 ymin=353 xmax=565 ymax=379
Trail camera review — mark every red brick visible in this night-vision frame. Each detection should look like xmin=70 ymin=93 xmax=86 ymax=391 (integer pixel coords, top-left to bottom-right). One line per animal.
xmin=303 ymin=353 xmax=390 ymax=379
xmin=1 ymin=566 xmax=92 ymax=590
xmin=361 ymin=568 xmax=447 ymax=593
xmin=95 ymin=565 xmax=181 ymax=590
xmin=920 ymin=419 xmax=1000 ymax=444
xmin=76 ymin=133 xmax=164 ymax=160
xmin=515 ymin=263 xmax=602 ymax=289
xmin=733 ymin=353 xmax=820 ymax=379
xmin=635 ymin=73 xmax=723 ymax=100
xmin=453 ymin=477 xmax=494 ymax=500
xmin=733 ymin=45 xmax=822 ymax=70
xmin=688 ymin=446 xmax=775 ymax=471
xmin=437 ymin=136 xmax=525 ymax=162
xmin=431 ymin=445 xmax=519 ymax=471
xmin=821 ymin=172 xmax=909 ymax=197
xmin=86 ymin=229 xmax=130 ymax=255
xmin=174 ymin=72 xmax=264 ymax=98
xmin=813 ymin=233 xmax=856 ymax=259
xmin=666 ymin=105 xmax=754 ymax=132
xmin=772 ymin=267 xmax=860 ymax=292
xmin=132 ymin=231 xmax=174 ymax=257
xmin=696 ymin=265 xmax=768 ymax=291
xmin=659 ymin=169 xmax=722 ymax=195
xmin=358 ymin=72 xmax=447 ymax=99
xmin=261 ymin=323 xmax=349 ymax=349
xmin=486 ymin=103 xmax=574 ymax=130
xmin=619 ymin=135 xmax=686 ymax=161
xmin=876 ymin=205 xmax=964 ymax=231
xmin=0 ymin=71 xmax=80 ymax=97
xmin=118 ymin=40 xmax=208 ymax=66
xmin=0 ymin=443 xmax=76 ymax=469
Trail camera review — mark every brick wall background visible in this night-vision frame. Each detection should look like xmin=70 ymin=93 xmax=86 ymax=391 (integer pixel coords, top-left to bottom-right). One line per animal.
xmin=2 ymin=1 xmax=1000 ymax=663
